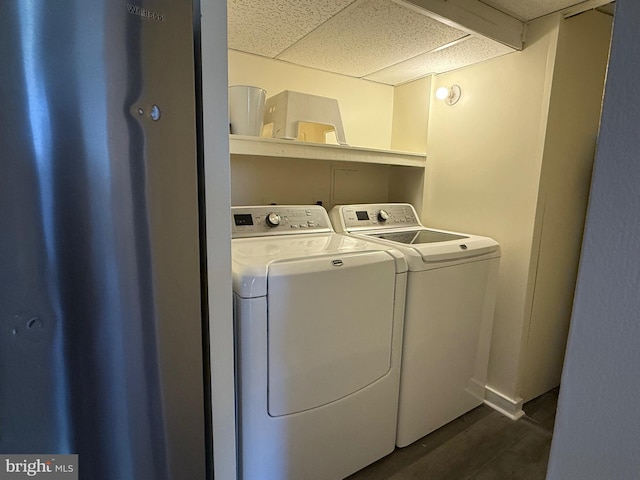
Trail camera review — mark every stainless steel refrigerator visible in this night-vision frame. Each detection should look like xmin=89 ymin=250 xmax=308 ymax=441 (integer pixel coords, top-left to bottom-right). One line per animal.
xmin=1 ymin=1 xmax=209 ymax=478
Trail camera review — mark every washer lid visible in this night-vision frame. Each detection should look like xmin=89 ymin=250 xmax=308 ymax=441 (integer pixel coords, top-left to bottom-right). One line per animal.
xmin=232 ymin=232 xmax=407 ymax=297
xmin=368 ymin=229 xmax=468 ymax=244
xmin=329 ymin=204 xmax=499 ymax=270
xmin=360 ymin=230 xmax=500 ymax=269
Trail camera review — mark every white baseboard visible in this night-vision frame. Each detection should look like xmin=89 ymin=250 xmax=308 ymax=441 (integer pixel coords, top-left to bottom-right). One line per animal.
xmin=484 ymin=385 xmax=525 ymax=420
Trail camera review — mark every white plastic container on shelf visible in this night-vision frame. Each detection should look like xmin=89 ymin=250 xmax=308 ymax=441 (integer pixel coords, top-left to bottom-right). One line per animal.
xmin=262 ymin=90 xmax=347 ymax=145
xmin=229 ymin=85 xmax=266 ymax=136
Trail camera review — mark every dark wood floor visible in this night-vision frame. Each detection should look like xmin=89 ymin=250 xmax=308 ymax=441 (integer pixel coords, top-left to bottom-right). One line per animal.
xmin=348 ymin=389 xmax=558 ymax=480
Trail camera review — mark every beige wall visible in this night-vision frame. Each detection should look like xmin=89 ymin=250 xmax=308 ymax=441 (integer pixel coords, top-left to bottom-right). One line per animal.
xmin=520 ymin=11 xmax=612 ymax=402
xmin=228 ymin=50 xmax=394 ymax=150
xmin=230 ymin=156 xmax=393 ymax=211
xmin=424 ymin=15 xmax=561 ymax=403
xmin=424 ymin=11 xmax=611 ymax=406
xmin=391 ymin=76 xmax=432 ymax=153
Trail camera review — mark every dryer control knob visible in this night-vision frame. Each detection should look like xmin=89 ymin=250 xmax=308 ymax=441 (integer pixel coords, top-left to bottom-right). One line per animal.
xmin=378 ymin=210 xmax=390 ymax=222
xmin=266 ymin=212 xmax=281 ymax=227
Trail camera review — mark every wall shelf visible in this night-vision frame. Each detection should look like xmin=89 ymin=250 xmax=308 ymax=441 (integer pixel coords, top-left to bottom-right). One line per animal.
xmin=229 ymin=135 xmax=426 ymax=168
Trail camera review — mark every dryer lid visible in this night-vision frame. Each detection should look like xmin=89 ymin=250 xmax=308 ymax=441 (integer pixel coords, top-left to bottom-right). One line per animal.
xmin=232 ymin=233 xmax=407 ymax=297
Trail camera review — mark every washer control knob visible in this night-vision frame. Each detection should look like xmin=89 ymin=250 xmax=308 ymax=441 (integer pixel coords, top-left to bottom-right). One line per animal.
xmin=266 ymin=212 xmax=281 ymax=227
xmin=378 ymin=210 xmax=390 ymax=222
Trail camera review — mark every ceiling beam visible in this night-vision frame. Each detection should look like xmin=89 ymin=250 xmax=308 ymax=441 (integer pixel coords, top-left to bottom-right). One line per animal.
xmin=561 ymin=0 xmax=615 ymax=18
xmin=394 ymin=0 xmax=524 ymax=50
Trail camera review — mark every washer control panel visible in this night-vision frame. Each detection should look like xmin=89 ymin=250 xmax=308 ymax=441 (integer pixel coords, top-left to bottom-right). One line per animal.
xmin=231 ymin=205 xmax=333 ymax=238
xmin=338 ymin=203 xmax=421 ymax=231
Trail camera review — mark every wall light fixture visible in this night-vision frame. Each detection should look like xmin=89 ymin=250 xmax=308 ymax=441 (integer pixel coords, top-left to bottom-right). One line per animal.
xmin=435 ymin=85 xmax=462 ymax=105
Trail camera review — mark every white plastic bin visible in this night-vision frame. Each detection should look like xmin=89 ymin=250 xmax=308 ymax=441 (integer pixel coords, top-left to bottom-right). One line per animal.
xmin=229 ymin=85 xmax=266 ymax=136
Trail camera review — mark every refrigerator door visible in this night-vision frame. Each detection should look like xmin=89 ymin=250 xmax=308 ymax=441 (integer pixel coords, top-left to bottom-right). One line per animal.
xmin=0 ymin=2 xmax=206 ymax=479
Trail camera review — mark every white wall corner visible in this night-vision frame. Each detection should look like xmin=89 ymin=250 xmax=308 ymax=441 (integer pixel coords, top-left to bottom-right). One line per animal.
xmin=484 ymin=385 xmax=525 ymax=420
xmin=200 ymin=0 xmax=237 ymax=479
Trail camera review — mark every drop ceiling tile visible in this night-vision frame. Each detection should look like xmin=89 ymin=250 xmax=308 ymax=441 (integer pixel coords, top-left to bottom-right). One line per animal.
xmin=277 ymin=0 xmax=467 ymax=78
xmin=481 ymin=0 xmax=583 ymax=21
xmin=365 ymin=36 xmax=515 ymax=85
xmin=228 ymin=0 xmax=356 ymax=58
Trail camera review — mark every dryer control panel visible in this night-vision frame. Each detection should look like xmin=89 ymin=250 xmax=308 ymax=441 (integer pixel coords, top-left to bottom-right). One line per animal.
xmin=232 ymin=205 xmax=333 ymax=238
xmin=334 ymin=203 xmax=422 ymax=232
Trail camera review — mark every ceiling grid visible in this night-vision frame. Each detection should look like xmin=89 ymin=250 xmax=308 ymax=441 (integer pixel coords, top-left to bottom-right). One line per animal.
xmin=227 ymin=0 xmax=614 ymax=85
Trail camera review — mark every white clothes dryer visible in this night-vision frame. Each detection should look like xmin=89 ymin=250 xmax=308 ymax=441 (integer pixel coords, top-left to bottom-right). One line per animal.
xmin=231 ymin=205 xmax=407 ymax=480
xmin=330 ymin=203 xmax=500 ymax=448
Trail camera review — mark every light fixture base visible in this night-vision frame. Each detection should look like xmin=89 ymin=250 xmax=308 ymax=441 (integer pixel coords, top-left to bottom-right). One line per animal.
xmin=445 ymin=84 xmax=462 ymax=105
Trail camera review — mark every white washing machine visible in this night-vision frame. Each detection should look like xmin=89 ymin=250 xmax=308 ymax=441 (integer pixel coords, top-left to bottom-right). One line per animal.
xmin=330 ymin=203 xmax=500 ymax=448
xmin=231 ymin=205 xmax=407 ymax=480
